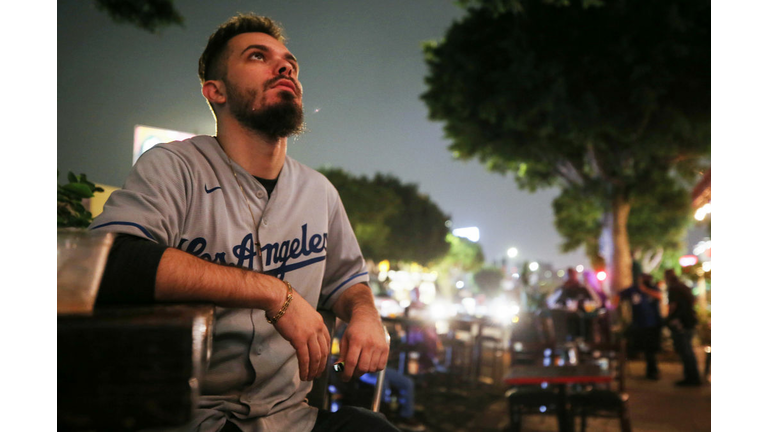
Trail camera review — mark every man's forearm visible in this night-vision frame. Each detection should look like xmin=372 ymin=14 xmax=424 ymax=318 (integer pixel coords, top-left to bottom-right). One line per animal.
xmin=155 ymin=247 xmax=284 ymax=314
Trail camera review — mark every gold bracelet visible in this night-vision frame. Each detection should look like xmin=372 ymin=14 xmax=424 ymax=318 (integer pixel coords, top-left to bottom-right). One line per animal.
xmin=266 ymin=280 xmax=293 ymax=324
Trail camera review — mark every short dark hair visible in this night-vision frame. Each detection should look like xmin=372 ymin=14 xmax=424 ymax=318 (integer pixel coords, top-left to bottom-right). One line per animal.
xmin=198 ymin=13 xmax=286 ymax=84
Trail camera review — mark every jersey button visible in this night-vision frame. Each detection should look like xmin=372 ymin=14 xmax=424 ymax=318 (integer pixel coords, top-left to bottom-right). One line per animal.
xmin=256 ymin=191 xmax=264 ymax=199
xmin=262 ymin=219 xmax=268 ymax=226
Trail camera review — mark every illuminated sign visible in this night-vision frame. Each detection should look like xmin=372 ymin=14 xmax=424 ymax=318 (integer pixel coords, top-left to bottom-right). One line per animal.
xmin=452 ymin=227 xmax=480 ymax=242
xmin=133 ymin=125 xmax=195 ymax=165
xmin=679 ymin=255 xmax=698 ymax=267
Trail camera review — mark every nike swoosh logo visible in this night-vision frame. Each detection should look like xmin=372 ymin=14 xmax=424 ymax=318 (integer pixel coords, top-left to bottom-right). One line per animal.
xmin=205 ymin=184 xmax=222 ymax=194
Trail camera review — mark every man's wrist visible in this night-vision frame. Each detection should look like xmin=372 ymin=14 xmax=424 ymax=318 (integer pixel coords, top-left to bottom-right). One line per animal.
xmin=266 ymin=280 xmax=293 ymax=324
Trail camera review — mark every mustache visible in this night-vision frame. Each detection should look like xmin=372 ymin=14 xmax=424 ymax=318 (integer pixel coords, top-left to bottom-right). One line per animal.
xmin=265 ymin=76 xmax=301 ymax=96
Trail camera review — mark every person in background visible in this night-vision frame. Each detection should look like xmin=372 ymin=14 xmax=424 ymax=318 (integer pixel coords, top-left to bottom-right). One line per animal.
xmin=664 ymin=269 xmax=702 ymax=387
xmin=546 ymin=268 xmax=602 ymax=342
xmin=615 ymin=273 xmax=663 ymax=380
xmin=548 ymin=268 xmax=602 ymax=311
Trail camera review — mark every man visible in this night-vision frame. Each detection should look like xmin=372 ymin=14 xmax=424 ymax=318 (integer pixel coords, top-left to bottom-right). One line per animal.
xmin=549 ymin=268 xmax=602 ymax=311
xmin=90 ymin=13 xmax=398 ymax=432
xmin=664 ymin=269 xmax=702 ymax=387
xmin=615 ymin=273 xmax=663 ymax=380
xmin=546 ymin=268 xmax=602 ymax=342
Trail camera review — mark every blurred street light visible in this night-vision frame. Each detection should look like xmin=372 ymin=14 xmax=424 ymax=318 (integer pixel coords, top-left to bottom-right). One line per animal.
xmin=507 ymin=247 xmax=518 ymax=258
xmin=529 ymin=262 xmax=539 ymax=272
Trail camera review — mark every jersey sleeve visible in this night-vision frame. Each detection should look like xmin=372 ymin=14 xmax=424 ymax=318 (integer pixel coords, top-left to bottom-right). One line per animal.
xmin=317 ymin=185 xmax=369 ymax=311
xmin=89 ymin=146 xmax=191 ymax=247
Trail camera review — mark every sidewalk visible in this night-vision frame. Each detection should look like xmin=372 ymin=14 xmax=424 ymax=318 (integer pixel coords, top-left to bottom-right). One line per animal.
xmin=409 ymin=347 xmax=711 ymax=431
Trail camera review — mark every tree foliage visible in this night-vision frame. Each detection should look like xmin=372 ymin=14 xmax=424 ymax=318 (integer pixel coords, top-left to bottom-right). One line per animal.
xmin=432 ymin=233 xmax=485 ymax=296
xmin=320 ymin=168 xmax=451 ymax=266
xmin=94 ymin=0 xmax=184 ymax=33
xmin=437 ymin=233 xmax=485 ymax=273
xmin=422 ymin=0 xmax=710 ymax=289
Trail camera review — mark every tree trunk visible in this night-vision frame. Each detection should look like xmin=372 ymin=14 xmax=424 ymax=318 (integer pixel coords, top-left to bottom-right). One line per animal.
xmin=611 ymin=195 xmax=633 ymax=293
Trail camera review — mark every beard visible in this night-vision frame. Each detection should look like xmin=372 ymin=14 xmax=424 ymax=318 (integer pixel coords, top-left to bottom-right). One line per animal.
xmin=226 ymin=77 xmax=305 ymax=140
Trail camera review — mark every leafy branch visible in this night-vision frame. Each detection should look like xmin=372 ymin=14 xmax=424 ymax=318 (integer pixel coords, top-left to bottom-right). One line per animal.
xmin=58 ymin=171 xmax=104 ymax=228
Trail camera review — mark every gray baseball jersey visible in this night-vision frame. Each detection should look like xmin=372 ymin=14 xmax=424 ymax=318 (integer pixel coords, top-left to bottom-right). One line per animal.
xmin=90 ymin=135 xmax=370 ymax=432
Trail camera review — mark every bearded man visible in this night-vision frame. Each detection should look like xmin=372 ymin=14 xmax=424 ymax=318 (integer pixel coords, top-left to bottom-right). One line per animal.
xmin=90 ymin=13 xmax=397 ymax=432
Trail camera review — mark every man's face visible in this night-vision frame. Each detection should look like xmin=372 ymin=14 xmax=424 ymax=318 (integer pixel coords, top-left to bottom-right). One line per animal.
xmin=220 ymin=32 xmax=304 ymax=138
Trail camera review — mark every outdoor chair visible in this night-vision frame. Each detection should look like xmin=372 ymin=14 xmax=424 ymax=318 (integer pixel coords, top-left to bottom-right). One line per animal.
xmin=475 ymin=319 xmax=506 ymax=385
xmin=505 ymin=385 xmax=562 ymax=432
xmin=568 ymin=338 xmax=632 ymax=432
xmin=505 ymin=313 xmax=561 ymax=431
xmin=307 ymin=309 xmax=386 ymax=413
xmin=438 ymin=318 xmax=477 ymax=387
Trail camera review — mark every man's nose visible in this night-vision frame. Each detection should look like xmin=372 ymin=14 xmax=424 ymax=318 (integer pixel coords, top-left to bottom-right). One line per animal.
xmin=277 ymin=62 xmax=294 ymax=77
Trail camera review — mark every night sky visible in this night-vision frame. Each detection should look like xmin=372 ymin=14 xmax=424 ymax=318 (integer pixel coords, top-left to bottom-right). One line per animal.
xmin=60 ymin=0 xmax=655 ymax=270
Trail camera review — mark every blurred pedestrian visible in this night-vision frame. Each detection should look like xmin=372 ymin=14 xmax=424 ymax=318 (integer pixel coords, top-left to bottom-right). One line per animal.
xmin=547 ymin=268 xmax=602 ymax=342
xmin=548 ymin=268 xmax=602 ymax=311
xmin=614 ymin=273 xmax=663 ymax=380
xmin=360 ymin=368 xmax=426 ymax=432
xmin=664 ymin=269 xmax=702 ymax=386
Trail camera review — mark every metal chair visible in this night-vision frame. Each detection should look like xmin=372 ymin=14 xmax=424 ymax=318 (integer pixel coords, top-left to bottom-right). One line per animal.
xmin=307 ymin=309 xmax=386 ymax=413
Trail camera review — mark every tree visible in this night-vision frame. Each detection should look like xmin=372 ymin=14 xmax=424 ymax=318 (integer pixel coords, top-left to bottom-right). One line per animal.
xmin=553 ymin=180 xmax=692 ymax=273
xmin=94 ymin=0 xmax=184 ymax=33
xmin=422 ymin=0 xmax=710 ymax=291
xmin=319 ymin=168 xmax=399 ymax=263
xmin=319 ymin=168 xmax=451 ymax=266
xmin=432 ymin=233 xmax=485 ymax=297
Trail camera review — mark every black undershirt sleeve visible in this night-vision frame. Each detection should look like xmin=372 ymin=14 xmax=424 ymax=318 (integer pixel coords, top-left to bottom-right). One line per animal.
xmin=95 ymin=233 xmax=168 ymax=305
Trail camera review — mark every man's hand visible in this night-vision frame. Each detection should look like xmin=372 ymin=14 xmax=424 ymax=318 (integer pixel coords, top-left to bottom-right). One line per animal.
xmin=271 ymin=289 xmax=331 ymax=382
xmin=329 ymin=282 xmax=391 ymax=383
xmin=338 ymin=311 xmax=389 ymax=382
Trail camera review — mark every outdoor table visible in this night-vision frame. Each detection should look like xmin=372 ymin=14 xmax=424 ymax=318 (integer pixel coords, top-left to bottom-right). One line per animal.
xmin=58 ymin=303 xmax=215 ymax=430
xmin=504 ymin=363 xmax=612 ymax=432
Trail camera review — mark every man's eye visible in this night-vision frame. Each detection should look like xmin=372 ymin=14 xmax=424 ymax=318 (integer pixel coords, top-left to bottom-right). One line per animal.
xmin=250 ymin=52 xmax=265 ymax=60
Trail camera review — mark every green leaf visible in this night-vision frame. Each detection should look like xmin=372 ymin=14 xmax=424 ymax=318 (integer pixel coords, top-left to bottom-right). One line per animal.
xmin=67 ymin=171 xmax=78 ymax=184
xmin=62 ymin=183 xmax=94 ymax=199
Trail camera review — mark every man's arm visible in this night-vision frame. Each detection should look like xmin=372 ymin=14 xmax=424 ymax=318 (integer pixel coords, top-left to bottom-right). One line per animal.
xmin=638 ymin=281 xmax=663 ymax=301
xmin=155 ymin=248 xmax=331 ymax=381
xmin=331 ymin=283 xmax=389 ymax=382
xmin=582 ymin=285 xmax=603 ymax=306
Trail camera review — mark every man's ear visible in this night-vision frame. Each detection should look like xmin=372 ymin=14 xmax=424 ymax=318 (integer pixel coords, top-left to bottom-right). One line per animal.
xmin=202 ymin=80 xmax=227 ymax=106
